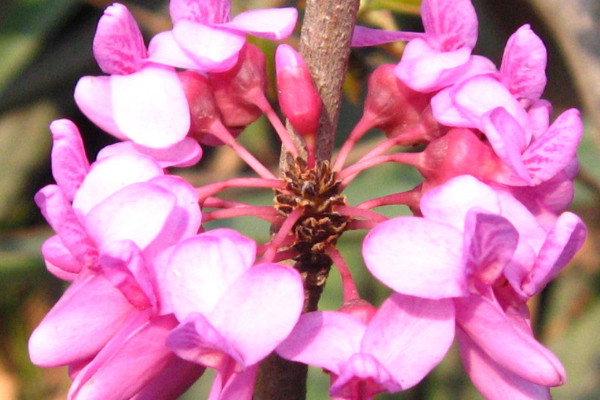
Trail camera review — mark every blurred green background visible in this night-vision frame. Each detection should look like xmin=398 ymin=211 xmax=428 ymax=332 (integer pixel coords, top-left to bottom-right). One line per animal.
xmin=1 ymin=0 xmax=599 ymax=399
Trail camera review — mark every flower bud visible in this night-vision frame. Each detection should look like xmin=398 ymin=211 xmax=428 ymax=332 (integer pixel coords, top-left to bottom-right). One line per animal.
xmin=209 ymin=43 xmax=267 ymax=131
xmin=275 ymin=44 xmax=322 ymax=138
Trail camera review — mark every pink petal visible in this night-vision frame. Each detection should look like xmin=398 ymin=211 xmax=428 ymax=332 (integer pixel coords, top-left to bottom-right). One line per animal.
xmin=41 ymin=235 xmax=82 ymax=276
xmin=29 ymin=274 xmax=135 ymax=367
xmin=394 ymin=38 xmax=473 ymax=92
xmin=222 ymin=8 xmax=298 ymax=40
xmin=500 ymin=25 xmax=547 ymax=106
xmin=167 ymin=313 xmax=243 ymax=368
xmin=330 ymin=353 xmax=401 ymax=398
xmin=456 ymin=295 xmax=566 ymax=386
xmin=351 ymin=26 xmax=423 ymax=47
xmin=462 ymin=211 xmax=519 ymax=287
xmin=166 ymin=231 xmax=255 ymax=319
xmin=172 ymin=21 xmax=244 ymax=72
xmin=147 ymin=31 xmax=209 ymax=70
xmin=522 ymin=108 xmax=583 ymax=184
xmin=74 ymin=75 xmax=126 ymax=140
xmin=209 ymin=264 xmax=304 ymax=367
xmin=84 ymin=183 xmax=177 ymax=251
xmin=276 ymin=311 xmax=366 ymax=373
xmin=458 ymin=328 xmax=551 ymax=400
xmin=363 ymin=217 xmax=467 ymax=299
xmin=130 ymin=356 xmax=205 ymax=400
xmin=216 ymin=364 xmax=258 ymax=400
xmin=35 ymin=185 xmax=97 ymax=266
xmin=111 ymin=65 xmax=190 ymax=148
xmin=363 ymin=293 xmax=455 ymax=389
xmin=421 ymin=0 xmax=478 ymax=50
xmin=49 ymin=119 xmax=90 ymax=201
xmin=169 ymin=0 xmax=231 ymax=24
xmin=521 ymin=212 xmax=586 ymax=296
xmin=69 ymin=315 xmax=183 ymax=400
xmin=420 ymin=175 xmax=502 ymax=230
xmin=97 ymin=138 xmax=203 ymax=168
xmin=98 ymin=240 xmax=156 ymax=310
xmin=72 ymin=151 xmax=163 ymax=216
xmin=93 ymin=3 xmax=147 ymax=75
xmin=527 ymin=100 xmax=552 ymax=141
xmin=481 ymin=108 xmax=532 ymax=185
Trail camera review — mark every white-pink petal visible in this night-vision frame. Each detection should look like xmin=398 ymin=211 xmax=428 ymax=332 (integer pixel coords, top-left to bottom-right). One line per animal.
xmin=363 ymin=217 xmax=467 ymax=299
xmin=110 ymin=65 xmax=190 ymax=148
xmin=363 ymin=293 xmax=455 ymax=389
xmin=222 ymin=8 xmax=298 ymax=40
xmin=421 ymin=0 xmax=478 ymax=50
xmin=209 ymin=264 xmax=303 ymax=367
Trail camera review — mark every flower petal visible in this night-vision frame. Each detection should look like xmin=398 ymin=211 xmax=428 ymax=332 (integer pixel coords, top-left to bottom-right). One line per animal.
xmin=29 ymin=274 xmax=135 ymax=367
xmin=209 ymin=263 xmax=304 ymax=367
xmin=74 ymin=75 xmax=125 ymax=140
xmin=166 ymin=230 xmax=255 ymax=319
xmin=276 ymin=311 xmax=366 ymax=373
xmin=456 ymin=295 xmax=566 ymax=386
xmin=41 ymin=235 xmax=82 ymax=278
xmin=93 ymin=3 xmax=147 ymax=75
xmin=49 ymin=119 xmax=90 ymax=201
xmin=363 ymin=216 xmax=467 ymax=298
xmin=111 ymin=65 xmax=190 ymax=148
xmin=169 ymin=0 xmax=231 ymax=24
xmin=147 ymin=30 xmax=208 ymax=70
xmin=351 ymin=26 xmax=423 ymax=47
xmin=222 ymin=8 xmax=298 ymax=40
xmin=422 ymin=0 xmax=478 ymax=50
xmin=458 ymin=328 xmax=551 ymax=400
xmin=97 ymin=138 xmax=203 ymax=168
xmin=363 ymin=293 xmax=455 ymax=389
xmin=172 ymin=21 xmax=244 ymax=72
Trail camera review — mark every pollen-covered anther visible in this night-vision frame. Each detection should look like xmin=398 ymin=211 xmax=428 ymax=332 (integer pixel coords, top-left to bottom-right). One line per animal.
xmin=274 ymin=156 xmax=350 ymax=256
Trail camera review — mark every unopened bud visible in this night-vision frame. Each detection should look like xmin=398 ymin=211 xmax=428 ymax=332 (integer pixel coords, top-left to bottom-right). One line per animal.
xmin=209 ymin=43 xmax=267 ymax=131
xmin=364 ymin=64 xmax=440 ymax=143
xmin=275 ymin=44 xmax=322 ymax=138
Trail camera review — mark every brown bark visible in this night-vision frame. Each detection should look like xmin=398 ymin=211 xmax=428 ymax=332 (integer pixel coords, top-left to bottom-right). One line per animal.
xmin=254 ymin=0 xmax=360 ymax=399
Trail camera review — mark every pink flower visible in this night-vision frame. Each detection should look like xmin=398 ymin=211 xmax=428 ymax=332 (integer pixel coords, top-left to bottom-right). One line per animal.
xmin=277 ymin=294 xmax=455 ymax=399
xmin=352 ymin=0 xmax=494 ymax=92
xmin=148 ymin=0 xmax=297 ymax=72
xmin=362 ymin=175 xmax=586 ymax=398
xmin=164 ymin=229 xmax=304 ymax=400
xmin=29 ymin=119 xmax=204 ymax=399
xmin=74 ymin=3 xmax=197 ymax=152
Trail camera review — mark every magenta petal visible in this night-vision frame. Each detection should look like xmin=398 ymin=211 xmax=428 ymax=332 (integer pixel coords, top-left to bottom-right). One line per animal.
xmin=173 ymin=21 xmax=244 ymax=72
xmin=41 ymin=235 xmax=82 ymax=276
xmin=456 ymin=295 xmax=566 ymax=386
xmin=110 ymin=66 xmax=190 ymax=148
xmin=29 ymin=274 xmax=135 ymax=367
xmin=481 ymin=108 xmax=532 ymax=185
xmin=49 ymin=119 xmax=90 ymax=201
xmin=422 ymin=0 xmax=478 ymax=50
xmin=74 ymin=76 xmax=125 ymax=140
xmin=458 ymin=328 xmax=551 ymax=400
xmin=330 ymin=353 xmax=400 ymax=398
xmin=35 ymin=185 xmax=97 ymax=266
xmin=276 ymin=311 xmax=366 ymax=373
xmin=169 ymin=0 xmax=231 ymax=24
xmin=85 ymin=183 xmax=177 ymax=251
xmin=351 ymin=26 xmax=423 ymax=47
xmin=166 ymin=231 xmax=255 ymax=319
xmin=217 ymin=364 xmax=259 ymax=400
xmin=500 ymin=25 xmax=547 ymax=106
xmin=522 ymin=212 xmax=586 ymax=296
xmin=72 ymin=152 xmax=163 ymax=216
xmin=363 ymin=293 xmax=455 ymax=389
xmin=209 ymin=264 xmax=304 ymax=367
xmin=363 ymin=217 xmax=467 ymax=298
xmin=394 ymin=38 xmax=473 ymax=92
xmin=69 ymin=315 xmax=180 ymax=400
xmin=223 ymin=8 xmax=298 ymax=40
xmin=96 ymin=138 xmax=203 ymax=168
xmin=167 ymin=313 xmax=242 ymax=368
xmin=420 ymin=175 xmax=501 ymax=230
xmin=522 ymin=108 xmax=583 ymax=184
xmin=147 ymin=31 xmax=208 ymax=70
xmin=463 ymin=211 xmax=519 ymax=287
xmin=130 ymin=356 xmax=205 ymax=400
xmin=93 ymin=3 xmax=147 ymax=75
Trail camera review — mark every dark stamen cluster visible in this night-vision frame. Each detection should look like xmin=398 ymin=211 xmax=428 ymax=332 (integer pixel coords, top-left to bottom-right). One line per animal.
xmin=274 ymin=156 xmax=350 ymax=255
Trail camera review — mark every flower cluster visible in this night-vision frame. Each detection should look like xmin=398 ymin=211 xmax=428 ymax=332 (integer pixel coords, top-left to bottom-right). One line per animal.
xmin=29 ymin=1 xmax=586 ymax=400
